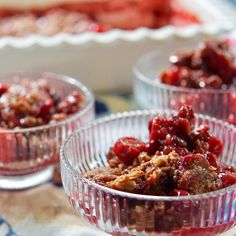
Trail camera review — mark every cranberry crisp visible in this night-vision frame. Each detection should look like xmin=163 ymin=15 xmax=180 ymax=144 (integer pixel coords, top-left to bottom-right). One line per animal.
xmin=83 ymin=106 xmax=236 ymax=196
xmin=161 ymin=39 xmax=236 ymax=89
xmin=0 ymin=77 xmax=84 ymax=129
xmin=0 ymin=0 xmax=199 ymax=37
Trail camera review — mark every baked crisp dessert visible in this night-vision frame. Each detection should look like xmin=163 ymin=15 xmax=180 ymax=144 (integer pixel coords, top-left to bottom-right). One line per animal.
xmin=0 ymin=77 xmax=84 ymax=128
xmin=0 ymin=0 xmax=199 ymax=36
xmin=83 ymin=106 xmax=236 ymax=196
xmin=160 ymin=38 xmax=236 ymax=125
xmin=161 ymin=39 xmax=236 ymax=89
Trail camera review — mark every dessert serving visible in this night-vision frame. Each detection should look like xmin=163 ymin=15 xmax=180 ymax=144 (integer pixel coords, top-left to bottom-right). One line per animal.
xmin=160 ymin=38 xmax=236 ymax=124
xmin=0 ymin=0 xmax=199 ymax=36
xmin=60 ymin=107 xmax=236 ymax=235
xmin=83 ymin=106 xmax=236 ymax=196
xmin=161 ymin=39 xmax=236 ymax=89
xmin=0 ymin=72 xmax=94 ymax=189
xmin=0 ymin=77 xmax=84 ymax=128
xmin=134 ymin=37 xmax=236 ymax=125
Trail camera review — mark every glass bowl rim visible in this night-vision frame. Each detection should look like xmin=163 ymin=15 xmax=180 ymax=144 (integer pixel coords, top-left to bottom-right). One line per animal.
xmin=0 ymin=71 xmax=94 ymax=134
xmin=133 ymin=50 xmax=236 ymax=94
xmin=60 ymin=109 xmax=236 ymax=202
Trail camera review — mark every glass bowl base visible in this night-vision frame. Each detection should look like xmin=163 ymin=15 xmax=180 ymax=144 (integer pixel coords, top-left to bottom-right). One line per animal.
xmin=0 ymin=166 xmax=54 ymax=190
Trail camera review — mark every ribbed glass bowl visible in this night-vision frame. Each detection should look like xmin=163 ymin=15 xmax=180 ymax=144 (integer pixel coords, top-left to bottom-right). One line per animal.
xmin=60 ymin=110 xmax=236 ymax=236
xmin=133 ymin=51 xmax=236 ymax=125
xmin=0 ymin=72 xmax=94 ymax=189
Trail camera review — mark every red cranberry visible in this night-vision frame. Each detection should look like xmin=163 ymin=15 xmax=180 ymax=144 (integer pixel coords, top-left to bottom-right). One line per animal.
xmin=149 ymin=116 xmax=173 ymax=153
xmin=174 ymin=118 xmax=191 ymax=135
xmin=161 ymin=65 xmax=180 ymax=86
xmin=205 ymin=152 xmax=218 ymax=168
xmin=220 ymin=173 xmax=236 ymax=187
xmin=208 ymin=136 xmax=223 ymax=156
xmin=170 ymin=189 xmax=190 ymax=196
xmin=176 ymin=105 xmax=195 ymax=125
xmin=181 ymin=154 xmax=194 ymax=167
xmin=39 ymin=99 xmax=53 ymax=117
xmin=113 ymin=137 xmax=147 ymax=166
xmin=192 ymin=125 xmax=211 ymax=145
xmin=0 ymin=84 xmax=8 ymax=96
xmin=57 ymin=91 xmax=83 ymax=114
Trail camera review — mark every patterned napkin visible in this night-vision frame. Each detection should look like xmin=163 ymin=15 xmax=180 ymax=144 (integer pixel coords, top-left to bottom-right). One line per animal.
xmin=0 ymin=184 xmax=108 ymax=236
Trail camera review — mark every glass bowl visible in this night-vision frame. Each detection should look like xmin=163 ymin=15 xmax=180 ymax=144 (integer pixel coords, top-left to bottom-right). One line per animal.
xmin=0 ymin=72 xmax=94 ymax=190
xmin=133 ymin=51 xmax=236 ymax=125
xmin=60 ymin=110 xmax=236 ymax=236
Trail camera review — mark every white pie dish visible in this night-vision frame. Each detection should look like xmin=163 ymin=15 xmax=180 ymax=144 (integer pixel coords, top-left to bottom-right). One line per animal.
xmin=0 ymin=0 xmax=235 ymax=91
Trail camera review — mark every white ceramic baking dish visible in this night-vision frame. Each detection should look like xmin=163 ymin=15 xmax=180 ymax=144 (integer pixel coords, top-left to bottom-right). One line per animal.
xmin=0 ymin=0 xmax=235 ymax=92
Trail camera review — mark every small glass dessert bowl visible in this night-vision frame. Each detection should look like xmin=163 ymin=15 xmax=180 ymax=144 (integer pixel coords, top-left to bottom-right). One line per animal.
xmin=0 ymin=72 xmax=94 ymax=190
xmin=133 ymin=38 xmax=236 ymax=125
xmin=60 ymin=107 xmax=236 ymax=236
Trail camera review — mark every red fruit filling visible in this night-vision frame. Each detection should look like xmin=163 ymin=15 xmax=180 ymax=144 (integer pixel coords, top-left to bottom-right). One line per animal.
xmin=161 ymin=39 xmax=236 ymax=89
xmin=0 ymin=1 xmax=199 ymax=37
xmin=114 ymin=137 xmax=147 ymax=166
xmin=0 ymin=77 xmax=84 ymax=129
xmin=220 ymin=173 xmax=236 ymax=187
xmin=83 ymin=106 xmax=236 ymax=196
xmin=160 ymin=38 xmax=236 ymax=125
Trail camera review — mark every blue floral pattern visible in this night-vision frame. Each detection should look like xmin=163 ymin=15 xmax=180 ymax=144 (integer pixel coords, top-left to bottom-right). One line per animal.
xmin=0 ymin=217 xmax=17 ymax=236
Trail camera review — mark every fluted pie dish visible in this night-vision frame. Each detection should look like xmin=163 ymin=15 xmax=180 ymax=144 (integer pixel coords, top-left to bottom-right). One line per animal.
xmin=0 ymin=72 xmax=94 ymax=189
xmin=60 ymin=108 xmax=236 ymax=236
